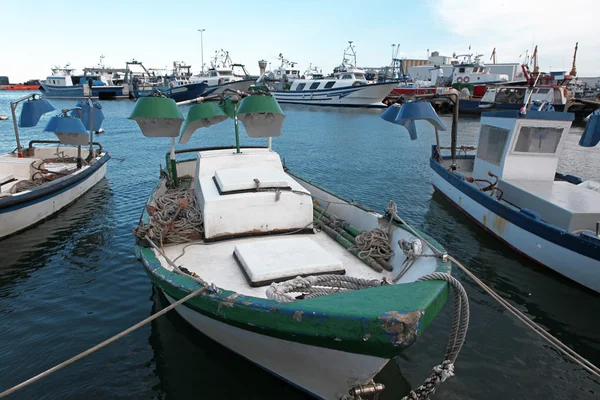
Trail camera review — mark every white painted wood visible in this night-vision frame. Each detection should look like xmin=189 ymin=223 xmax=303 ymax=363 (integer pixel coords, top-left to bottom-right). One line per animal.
xmin=164 ymin=292 xmax=389 ymax=400
xmin=194 ymin=149 xmax=312 ymax=239
xmin=214 ymin=167 xmax=290 ymax=192
xmin=234 ymin=237 xmax=344 ymax=284
xmin=159 ymin=231 xmax=380 ymax=299
xmin=500 ymin=179 xmax=600 ymax=232
xmin=0 ymin=157 xmax=108 ymax=239
xmin=431 ymin=171 xmax=600 ymax=292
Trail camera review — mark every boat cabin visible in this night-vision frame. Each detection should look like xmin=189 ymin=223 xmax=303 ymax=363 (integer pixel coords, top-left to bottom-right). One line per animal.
xmin=481 ymin=86 xmax=569 ymax=106
xmin=193 ymin=148 xmax=313 ymax=240
xmin=470 ymin=111 xmax=600 ymax=233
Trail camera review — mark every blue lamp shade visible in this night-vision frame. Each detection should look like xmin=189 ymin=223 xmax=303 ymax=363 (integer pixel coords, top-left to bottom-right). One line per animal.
xmin=579 ymin=110 xmax=600 ymax=147
xmin=44 ymin=115 xmax=89 ymax=145
xmin=18 ymin=98 xmax=55 ymax=128
xmin=70 ymin=100 xmax=105 ymax=131
xmin=380 ymin=102 xmax=447 ymax=140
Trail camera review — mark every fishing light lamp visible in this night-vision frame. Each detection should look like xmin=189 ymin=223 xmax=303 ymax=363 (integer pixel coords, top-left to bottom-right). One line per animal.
xmin=44 ymin=112 xmax=89 ymax=146
xmin=380 ymin=102 xmax=446 ymax=140
xmin=179 ymin=102 xmax=228 ymax=144
xmin=580 ymin=110 xmax=600 ymax=147
xmin=18 ymin=96 xmax=55 ymax=128
xmin=71 ymin=100 xmax=105 ymax=132
xmin=237 ymin=94 xmax=285 ymax=139
xmin=128 ymin=96 xmax=184 ymax=137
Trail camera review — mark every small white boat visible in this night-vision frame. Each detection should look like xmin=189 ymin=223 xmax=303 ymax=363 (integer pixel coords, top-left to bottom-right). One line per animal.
xmin=129 ymin=92 xmax=459 ymax=399
xmin=0 ymin=94 xmax=109 ymax=240
xmin=381 ymin=99 xmax=600 ymax=292
xmin=266 ymin=45 xmax=397 ymax=108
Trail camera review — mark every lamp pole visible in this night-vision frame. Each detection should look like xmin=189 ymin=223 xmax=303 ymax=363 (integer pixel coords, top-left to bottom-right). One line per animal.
xmin=198 ymin=29 xmax=205 ymax=73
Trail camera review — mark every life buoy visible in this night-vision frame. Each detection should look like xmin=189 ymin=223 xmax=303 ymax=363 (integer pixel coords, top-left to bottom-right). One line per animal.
xmin=516 ymin=90 xmax=525 ymax=100
xmin=463 ymin=77 xmax=470 ymax=83
xmin=456 ymin=77 xmax=463 ymax=83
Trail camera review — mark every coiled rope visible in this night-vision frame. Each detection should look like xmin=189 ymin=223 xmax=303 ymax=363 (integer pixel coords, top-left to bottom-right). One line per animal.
xmin=266 ymin=274 xmax=385 ymax=302
xmin=133 ymin=188 xmax=203 ymax=246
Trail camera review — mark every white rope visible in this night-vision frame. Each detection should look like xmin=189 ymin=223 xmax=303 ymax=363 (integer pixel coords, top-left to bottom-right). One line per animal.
xmin=0 ymin=286 xmax=208 ymax=398
xmin=266 ymin=275 xmax=383 ymax=303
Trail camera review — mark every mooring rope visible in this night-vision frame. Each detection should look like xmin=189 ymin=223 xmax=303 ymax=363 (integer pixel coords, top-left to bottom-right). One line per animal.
xmin=383 ymin=202 xmax=600 ymax=379
xmin=0 ymin=285 xmax=209 ymax=399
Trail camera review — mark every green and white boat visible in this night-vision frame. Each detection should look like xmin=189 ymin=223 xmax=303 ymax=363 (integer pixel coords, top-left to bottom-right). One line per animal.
xmin=131 ymin=91 xmax=457 ymax=399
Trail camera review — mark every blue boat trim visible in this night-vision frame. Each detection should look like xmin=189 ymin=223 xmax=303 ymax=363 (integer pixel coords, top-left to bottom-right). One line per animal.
xmin=429 ymin=148 xmax=600 ymax=261
xmin=0 ymin=153 xmax=110 ymax=213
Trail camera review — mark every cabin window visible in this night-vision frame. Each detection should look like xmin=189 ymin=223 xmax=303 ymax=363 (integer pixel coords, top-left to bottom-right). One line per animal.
xmin=459 ymin=67 xmax=465 ymax=73
xmin=296 ymin=83 xmax=306 ymax=90
xmin=534 ymin=88 xmax=551 ymax=94
xmin=286 ymin=70 xmax=291 ymax=74
xmin=309 ymin=82 xmax=320 ymax=89
xmin=324 ymin=81 xmax=336 ymax=88
xmin=209 ymin=72 xmax=217 ymax=77
xmin=477 ymin=125 xmax=510 ymax=166
xmin=513 ymin=126 xmax=562 ymax=154
xmin=342 ymin=74 xmax=353 ymax=79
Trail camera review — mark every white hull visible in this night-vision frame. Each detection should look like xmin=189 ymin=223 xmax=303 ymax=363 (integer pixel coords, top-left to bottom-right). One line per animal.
xmin=164 ymin=292 xmax=389 ymax=399
xmin=431 ymin=171 xmax=600 ymax=292
xmin=203 ymin=79 xmax=254 ymax=96
xmin=274 ymin=83 xmax=397 ymax=108
xmin=0 ymin=162 xmax=108 ymax=239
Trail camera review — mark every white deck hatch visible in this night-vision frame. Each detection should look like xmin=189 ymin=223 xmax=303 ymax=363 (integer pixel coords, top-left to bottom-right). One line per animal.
xmin=234 ymin=237 xmax=345 ymax=287
xmin=214 ymin=167 xmax=290 ymax=193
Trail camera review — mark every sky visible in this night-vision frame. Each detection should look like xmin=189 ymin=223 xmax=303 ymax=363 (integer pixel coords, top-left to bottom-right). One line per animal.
xmin=1 ymin=0 xmax=598 ymax=83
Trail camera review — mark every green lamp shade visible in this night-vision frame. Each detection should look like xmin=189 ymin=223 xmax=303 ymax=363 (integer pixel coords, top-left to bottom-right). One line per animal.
xmin=44 ymin=115 xmax=89 ymax=145
xmin=179 ymin=102 xmax=229 ymax=144
xmin=129 ymin=97 xmax=184 ymax=138
xmin=237 ymin=95 xmax=285 ymax=138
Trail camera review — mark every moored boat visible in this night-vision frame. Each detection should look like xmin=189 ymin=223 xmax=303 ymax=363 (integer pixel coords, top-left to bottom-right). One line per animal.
xmin=381 ymin=98 xmax=600 ymax=293
xmin=266 ymin=45 xmax=398 ymax=108
xmin=40 ymin=64 xmax=129 ymax=100
xmin=130 ymin=90 xmax=462 ymax=398
xmin=0 ymin=94 xmax=110 ymax=240
xmin=190 ymin=50 xmax=254 ymax=96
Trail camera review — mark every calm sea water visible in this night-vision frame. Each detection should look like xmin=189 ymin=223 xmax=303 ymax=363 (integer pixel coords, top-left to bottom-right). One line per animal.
xmin=0 ymin=91 xmax=599 ymax=399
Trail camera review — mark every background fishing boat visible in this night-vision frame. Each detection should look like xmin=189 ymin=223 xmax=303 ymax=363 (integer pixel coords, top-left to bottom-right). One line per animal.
xmin=381 ymin=98 xmax=600 ymax=293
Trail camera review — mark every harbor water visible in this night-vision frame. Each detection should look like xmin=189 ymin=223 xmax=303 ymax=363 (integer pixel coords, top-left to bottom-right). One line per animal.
xmin=0 ymin=91 xmax=599 ymax=399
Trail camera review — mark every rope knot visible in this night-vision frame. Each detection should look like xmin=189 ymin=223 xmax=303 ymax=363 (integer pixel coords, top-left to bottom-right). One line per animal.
xmin=433 ymin=361 xmax=455 ymax=382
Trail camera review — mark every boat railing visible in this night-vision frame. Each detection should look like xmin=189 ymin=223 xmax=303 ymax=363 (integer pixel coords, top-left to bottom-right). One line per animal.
xmin=28 ymin=140 xmax=104 ymax=154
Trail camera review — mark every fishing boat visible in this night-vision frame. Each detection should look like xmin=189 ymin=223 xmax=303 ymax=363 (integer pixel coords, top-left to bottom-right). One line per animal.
xmin=266 ymin=45 xmax=397 ymax=107
xmin=130 ymin=90 xmax=462 ymax=399
xmin=380 ymin=96 xmax=600 ymax=293
xmin=132 ymin=61 xmax=209 ymax=102
xmin=191 ymin=50 xmax=255 ymax=96
xmin=0 ymin=94 xmax=110 ymax=240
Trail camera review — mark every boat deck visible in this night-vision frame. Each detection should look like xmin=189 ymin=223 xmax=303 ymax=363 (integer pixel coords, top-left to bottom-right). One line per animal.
xmin=0 ymin=155 xmax=77 ymax=194
xmin=155 ymin=229 xmax=437 ymax=299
